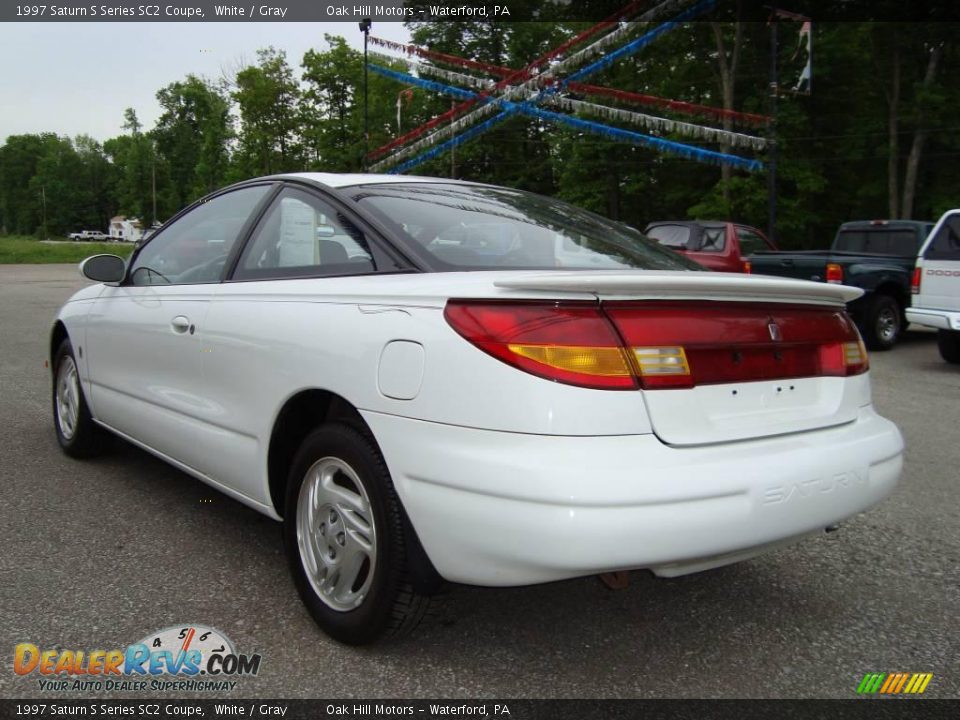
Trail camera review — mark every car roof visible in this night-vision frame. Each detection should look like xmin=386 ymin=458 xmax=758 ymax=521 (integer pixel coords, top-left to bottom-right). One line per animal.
xmin=645 ymin=220 xmax=727 ymax=229
xmin=272 ymin=172 xmax=476 ymax=189
xmin=838 ymin=220 xmax=930 ymax=229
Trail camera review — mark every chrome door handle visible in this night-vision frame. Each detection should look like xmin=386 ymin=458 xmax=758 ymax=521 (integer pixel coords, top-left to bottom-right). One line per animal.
xmin=171 ymin=316 xmax=190 ymax=334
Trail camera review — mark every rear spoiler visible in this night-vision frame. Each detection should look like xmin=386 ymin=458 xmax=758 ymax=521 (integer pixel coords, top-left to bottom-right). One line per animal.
xmin=494 ymin=271 xmax=863 ymax=305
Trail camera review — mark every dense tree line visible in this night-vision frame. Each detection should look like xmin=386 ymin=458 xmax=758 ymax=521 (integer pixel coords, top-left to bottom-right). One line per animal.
xmin=0 ymin=20 xmax=956 ymax=248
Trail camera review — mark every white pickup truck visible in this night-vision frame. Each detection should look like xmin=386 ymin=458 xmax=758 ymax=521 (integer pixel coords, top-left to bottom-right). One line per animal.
xmin=67 ymin=230 xmax=108 ymax=241
xmin=907 ymin=209 xmax=960 ymax=363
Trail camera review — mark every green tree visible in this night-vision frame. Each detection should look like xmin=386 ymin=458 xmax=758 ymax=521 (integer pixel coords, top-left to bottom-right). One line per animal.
xmin=232 ymin=47 xmax=303 ymax=176
xmin=0 ymin=134 xmax=49 ymax=235
xmin=153 ymin=75 xmax=233 ymax=209
xmin=301 ymin=35 xmax=360 ymax=169
xmin=104 ymin=108 xmax=156 ymax=221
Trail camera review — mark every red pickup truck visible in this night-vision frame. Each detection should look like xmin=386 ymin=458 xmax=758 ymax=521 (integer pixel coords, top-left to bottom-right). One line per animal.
xmin=644 ymin=221 xmax=776 ymax=273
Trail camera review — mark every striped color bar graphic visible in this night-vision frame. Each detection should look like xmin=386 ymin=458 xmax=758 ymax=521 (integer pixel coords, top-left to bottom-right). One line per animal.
xmin=857 ymin=673 xmax=933 ymax=694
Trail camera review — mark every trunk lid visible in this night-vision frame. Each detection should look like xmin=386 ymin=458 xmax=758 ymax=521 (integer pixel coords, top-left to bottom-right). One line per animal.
xmin=495 ymin=271 xmax=869 ymax=446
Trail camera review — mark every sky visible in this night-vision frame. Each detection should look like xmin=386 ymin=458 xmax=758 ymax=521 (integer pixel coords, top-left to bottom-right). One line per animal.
xmin=0 ymin=22 xmax=412 ymax=143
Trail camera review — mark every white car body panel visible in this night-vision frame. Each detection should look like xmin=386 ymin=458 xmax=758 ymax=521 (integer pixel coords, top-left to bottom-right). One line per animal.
xmin=365 ymin=406 xmax=901 ymax=585
xmin=53 ymin=174 xmax=905 ymax=587
xmin=907 ymin=209 xmax=960 ymax=329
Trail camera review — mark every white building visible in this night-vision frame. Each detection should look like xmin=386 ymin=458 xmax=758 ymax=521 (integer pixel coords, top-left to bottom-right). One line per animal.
xmin=107 ymin=216 xmax=144 ymax=242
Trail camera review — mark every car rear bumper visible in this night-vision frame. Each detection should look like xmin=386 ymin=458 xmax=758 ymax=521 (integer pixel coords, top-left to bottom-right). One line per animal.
xmin=906 ymin=307 xmax=960 ymax=331
xmin=363 ymin=407 xmax=903 ymax=586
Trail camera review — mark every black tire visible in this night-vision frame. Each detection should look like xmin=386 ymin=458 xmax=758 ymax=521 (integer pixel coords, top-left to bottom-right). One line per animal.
xmin=52 ymin=339 xmax=105 ymax=458
xmin=937 ymin=330 xmax=960 ymax=364
xmin=283 ymin=423 xmax=434 ymax=645
xmin=861 ymin=294 xmax=902 ymax=351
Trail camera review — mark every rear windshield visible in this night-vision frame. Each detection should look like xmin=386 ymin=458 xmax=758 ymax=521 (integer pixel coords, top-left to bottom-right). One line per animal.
xmin=645 ymin=224 xmax=692 ymax=249
xmin=834 ymin=229 xmax=922 ymax=255
xmin=351 ymin=183 xmax=702 ymax=271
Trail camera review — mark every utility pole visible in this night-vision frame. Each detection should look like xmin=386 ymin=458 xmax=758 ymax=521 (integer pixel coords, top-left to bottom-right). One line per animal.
xmin=151 ymin=151 xmax=157 ymax=226
xmin=40 ymin=186 xmax=48 ymax=240
xmin=767 ymin=14 xmax=778 ymax=246
xmin=766 ymin=8 xmax=812 ymax=245
xmin=359 ymin=18 xmax=372 ymax=170
xmin=450 ymin=99 xmax=456 ymax=178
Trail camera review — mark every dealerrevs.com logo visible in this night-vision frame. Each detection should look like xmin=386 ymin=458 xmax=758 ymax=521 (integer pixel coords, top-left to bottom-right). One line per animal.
xmin=14 ymin=625 xmax=262 ymax=692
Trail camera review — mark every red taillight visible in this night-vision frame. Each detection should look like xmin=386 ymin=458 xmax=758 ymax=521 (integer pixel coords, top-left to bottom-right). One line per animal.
xmin=826 ymin=263 xmax=844 ymax=284
xmin=911 ymin=267 xmax=922 ymax=294
xmin=445 ymin=300 xmax=868 ymax=391
xmin=604 ymin=302 xmax=867 ymax=388
xmin=742 ymin=259 xmax=753 ymax=274
xmin=443 ymin=301 xmax=636 ymax=390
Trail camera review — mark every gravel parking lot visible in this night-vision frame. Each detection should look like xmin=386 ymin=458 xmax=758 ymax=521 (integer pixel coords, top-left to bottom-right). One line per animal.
xmin=1 ymin=264 xmax=957 ymax=699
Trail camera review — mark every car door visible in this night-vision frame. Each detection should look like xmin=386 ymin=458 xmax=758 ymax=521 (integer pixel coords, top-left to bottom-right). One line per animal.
xmin=85 ymin=184 xmax=273 ymax=476
xmin=197 ymin=185 xmax=394 ymax=503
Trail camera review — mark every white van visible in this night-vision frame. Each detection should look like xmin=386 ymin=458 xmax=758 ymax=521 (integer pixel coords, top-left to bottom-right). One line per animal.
xmin=907 ymin=209 xmax=960 ymax=363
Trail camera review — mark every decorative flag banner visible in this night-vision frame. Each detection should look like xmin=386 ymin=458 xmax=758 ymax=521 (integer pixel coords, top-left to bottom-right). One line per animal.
xmin=792 ymin=20 xmax=812 ymax=93
xmin=372 ymin=35 xmax=768 ymax=127
xmin=370 ymin=0 xmax=719 ymax=170
xmin=366 ymin=0 xmax=685 ymax=161
xmin=401 ymin=55 xmax=770 ymax=135
xmin=546 ymin=96 xmax=766 ymax=150
xmin=369 ymin=51 xmax=496 ymax=93
xmin=519 ymin=103 xmax=764 ymax=172
xmin=558 ymin=0 xmax=715 ymax=89
xmin=568 ymin=83 xmax=769 ymax=127
xmin=368 ymin=66 xmax=764 ymax=174
xmin=368 ymin=66 xmax=501 ymax=168
xmin=389 ymin=110 xmax=516 ymax=175
xmin=370 ymin=63 xmax=765 ymax=153
xmin=368 ymin=0 xmax=659 ymax=87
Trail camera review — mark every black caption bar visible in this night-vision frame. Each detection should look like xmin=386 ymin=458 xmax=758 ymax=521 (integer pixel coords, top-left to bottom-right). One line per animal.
xmin=2 ymin=0 xmax=960 ymax=22
xmin=1 ymin=700 xmax=959 ymax=720
xmin=5 ymin=1 xmax=521 ymax=23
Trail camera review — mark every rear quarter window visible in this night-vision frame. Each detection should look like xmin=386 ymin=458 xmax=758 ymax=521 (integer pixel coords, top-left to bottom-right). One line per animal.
xmin=924 ymin=215 xmax=960 ymax=261
xmin=645 ymin=224 xmax=692 ymax=250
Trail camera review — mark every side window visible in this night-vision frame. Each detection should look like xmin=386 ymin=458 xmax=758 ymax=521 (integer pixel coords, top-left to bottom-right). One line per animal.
xmin=736 ymin=227 xmax=768 ymax=256
xmin=234 ymin=188 xmax=375 ymax=280
xmin=924 ymin=214 xmax=960 ymax=261
xmin=700 ymin=227 xmax=726 ymax=252
xmin=130 ymin=185 xmax=270 ymax=286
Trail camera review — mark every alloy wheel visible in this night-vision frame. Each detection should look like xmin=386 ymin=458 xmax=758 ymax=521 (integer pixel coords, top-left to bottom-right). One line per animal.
xmin=296 ymin=457 xmax=377 ymax=612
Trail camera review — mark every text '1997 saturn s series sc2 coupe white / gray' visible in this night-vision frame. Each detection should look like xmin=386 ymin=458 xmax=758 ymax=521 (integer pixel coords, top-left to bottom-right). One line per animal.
xmin=51 ymin=174 xmax=904 ymax=644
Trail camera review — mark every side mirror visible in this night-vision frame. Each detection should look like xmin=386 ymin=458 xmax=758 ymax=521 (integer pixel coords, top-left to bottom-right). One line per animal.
xmin=80 ymin=254 xmax=126 ymax=283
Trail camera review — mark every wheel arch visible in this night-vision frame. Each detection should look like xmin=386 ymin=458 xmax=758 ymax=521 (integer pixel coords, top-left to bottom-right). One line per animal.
xmin=50 ymin=320 xmax=69 ymax=368
xmin=267 ymin=389 xmax=362 ymax=517
xmin=872 ymin=281 xmax=907 ymax=311
xmin=266 ymin=389 xmax=443 ymax=593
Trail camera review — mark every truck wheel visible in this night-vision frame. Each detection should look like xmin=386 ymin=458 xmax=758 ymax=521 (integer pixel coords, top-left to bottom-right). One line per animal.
xmin=862 ymin=295 xmax=902 ymax=351
xmin=937 ymin=330 xmax=960 ymax=364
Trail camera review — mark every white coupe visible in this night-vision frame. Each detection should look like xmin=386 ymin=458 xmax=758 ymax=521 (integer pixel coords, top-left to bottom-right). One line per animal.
xmin=52 ymin=173 xmax=904 ymax=644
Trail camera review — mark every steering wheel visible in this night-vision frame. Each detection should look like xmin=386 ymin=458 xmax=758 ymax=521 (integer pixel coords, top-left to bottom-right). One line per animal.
xmin=176 ymin=255 xmax=228 ymax=284
xmin=131 ymin=266 xmax=172 ymax=285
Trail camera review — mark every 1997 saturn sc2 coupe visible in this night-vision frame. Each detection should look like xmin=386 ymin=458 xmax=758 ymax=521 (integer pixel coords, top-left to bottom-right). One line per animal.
xmin=52 ymin=174 xmax=904 ymax=644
